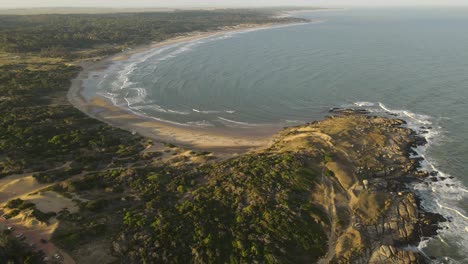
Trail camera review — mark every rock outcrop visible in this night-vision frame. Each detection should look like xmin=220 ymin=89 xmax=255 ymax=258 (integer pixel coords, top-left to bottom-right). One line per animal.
xmin=270 ymin=109 xmax=445 ymax=263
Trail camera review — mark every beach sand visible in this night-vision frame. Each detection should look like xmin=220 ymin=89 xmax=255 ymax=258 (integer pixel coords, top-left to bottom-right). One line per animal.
xmin=67 ymin=23 xmax=295 ymax=154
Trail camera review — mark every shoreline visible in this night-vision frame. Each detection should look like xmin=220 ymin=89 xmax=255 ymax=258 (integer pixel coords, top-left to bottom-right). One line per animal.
xmin=67 ymin=22 xmax=307 ymax=154
xmin=67 ymin=18 xmax=443 ymax=156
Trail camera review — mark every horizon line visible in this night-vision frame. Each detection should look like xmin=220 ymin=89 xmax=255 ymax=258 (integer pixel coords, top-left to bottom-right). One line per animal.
xmin=2 ymin=4 xmax=468 ymax=10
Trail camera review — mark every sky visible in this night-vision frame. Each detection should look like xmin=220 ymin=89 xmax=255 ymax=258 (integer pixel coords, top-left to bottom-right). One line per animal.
xmin=1 ymin=0 xmax=468 ymax=9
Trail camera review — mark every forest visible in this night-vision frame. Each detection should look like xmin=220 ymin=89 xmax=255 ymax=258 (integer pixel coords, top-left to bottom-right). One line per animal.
xmin=0 ymin=10 xmax=305 ymax=56
xmin=47 ymin=150 xmax=328 ymax=263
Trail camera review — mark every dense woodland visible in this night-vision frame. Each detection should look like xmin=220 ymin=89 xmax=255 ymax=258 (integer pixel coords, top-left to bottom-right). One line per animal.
xmin=0 ymin=10 xmax=305 ymax=56
xmin=0 ymin=63 xmax=144 ymax=177
xmin=47 ymin=150 xmax=328 ymax=263
xmin=0 ymin=10 xmax=328 ymax=263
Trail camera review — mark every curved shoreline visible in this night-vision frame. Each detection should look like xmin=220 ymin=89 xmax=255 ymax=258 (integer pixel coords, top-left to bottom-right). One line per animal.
xmin=67 ymin=23 xmax=307 ymax=154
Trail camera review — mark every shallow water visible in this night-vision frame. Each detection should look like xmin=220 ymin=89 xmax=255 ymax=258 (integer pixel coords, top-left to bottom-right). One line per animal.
xmin=84 ymin=8 xmax=468 ymax=263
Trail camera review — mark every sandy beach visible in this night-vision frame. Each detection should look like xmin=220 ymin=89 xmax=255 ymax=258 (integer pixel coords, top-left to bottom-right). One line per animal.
xmin=67 ymin=23 xmax=299 ymax=154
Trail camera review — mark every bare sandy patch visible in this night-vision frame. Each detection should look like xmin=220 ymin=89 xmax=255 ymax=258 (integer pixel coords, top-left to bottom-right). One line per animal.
xmin=23 ymin=191 xmax=79 ymax=214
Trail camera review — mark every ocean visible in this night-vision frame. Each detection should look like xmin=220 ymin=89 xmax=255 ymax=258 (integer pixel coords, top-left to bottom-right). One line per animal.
xmin=83 ymin=8 xmax=468 ymax=263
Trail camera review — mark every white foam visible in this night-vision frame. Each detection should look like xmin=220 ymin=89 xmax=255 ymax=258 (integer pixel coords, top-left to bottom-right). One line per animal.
xmin=192 ymin=109 xmax=236 ymax=114
xmin=123 ymin=88 xmax=148 ymax=107
xmin=285 ymin=119 xmax=305 ymax=124
xmin=131 ymin=104 xmax=167 ymax=113
xmin=354 ymin=101 xmax=375 ymax=107
xmin=217 ymin=117 xmax=257 ymax=127
xmin=96 ymin=91 xmax=122 ymax=106
xmin=186 ymin=120 xmax=214 ymax=127
xmin=436 ymin=200 xmax=468 ymax=221
xmin=192 ymin=108 xmax=222 ymax=114
xmin=378 ymin=102 xmax=432 ymax=126
xmin=167 ymin=109 xmax=190 ymax=115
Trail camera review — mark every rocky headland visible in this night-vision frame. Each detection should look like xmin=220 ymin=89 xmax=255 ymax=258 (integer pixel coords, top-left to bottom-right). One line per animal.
xmin=269 ymin=109 xmax=445 ymax=263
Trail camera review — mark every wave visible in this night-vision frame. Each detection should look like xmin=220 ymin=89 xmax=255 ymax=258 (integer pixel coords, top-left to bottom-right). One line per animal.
xmin=167 ymin=109 xmax=190 ymax=115
xmin=192 ymin=109 xmax=235 ymax=114
xmin=124 ymin=88 xmax=148 ymax=106
xmin=128 ymin=104 xmax=189 ymax=116
xmin=285 ymin=119 xmax=306 ymax=124
xmin=436 ymin=200 xmax=468 ymax=221
xmin=192 ymin=108 xmax=222 ymax=114
xmin=109 ymin=44 xmax=178 ymax=93
xmin=217 ymin=117 xmax=258 ymax=127
xmin=348 ymin=101 xmax=468 ymax=261
xmin=377 ymin=102 xmax=432 ymax=126
xmin=353 ymin=101 xmax=375 ymax=107
xmin=124 ymin=106 xmax=214 ymax=128
xmin=97 ymin=92 xmax=120 ymax=105
xmin=186 ymin=120 xmax=214 ymax=127
xmin=131 ymin=104 xmax=168 ymax=114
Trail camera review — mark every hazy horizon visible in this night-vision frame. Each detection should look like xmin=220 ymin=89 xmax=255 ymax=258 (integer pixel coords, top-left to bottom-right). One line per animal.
xmin=1 ymin=0 xmax=468 ymax=9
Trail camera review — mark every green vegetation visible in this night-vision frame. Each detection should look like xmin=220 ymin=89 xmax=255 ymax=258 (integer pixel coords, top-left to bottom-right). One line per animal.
xmin=0 ymin=10 xmax=305 ymax=56
xmin=0 ymin=63 xmax=145 ymax=177
xmin=5 ymin=198 xmax=56 ymax=222
xmin=6 ymin=198 xmax=35 ymax=210
xmin=50 ymin=152 xmax=328 ymax=263
xmin=0 ymin=233 xmax=45 ymax=263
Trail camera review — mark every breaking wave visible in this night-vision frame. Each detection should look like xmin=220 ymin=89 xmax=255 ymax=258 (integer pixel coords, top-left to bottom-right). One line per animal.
xmin=217 ymin=117 xmax=258 ymax=127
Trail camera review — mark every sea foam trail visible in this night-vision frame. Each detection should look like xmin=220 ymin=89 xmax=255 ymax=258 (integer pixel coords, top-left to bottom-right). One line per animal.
xmin=348 ymin=101 xmax=468 ymax=262
xmin=217 ymin=117 xmax=258 ymax=127
xmin=192 ymin=109 xmax=222 ymax=114
xmin=193 ymin=109 xmax=236 ymax=114
xmin=123 ymin=106 xmax=214 ymax=128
